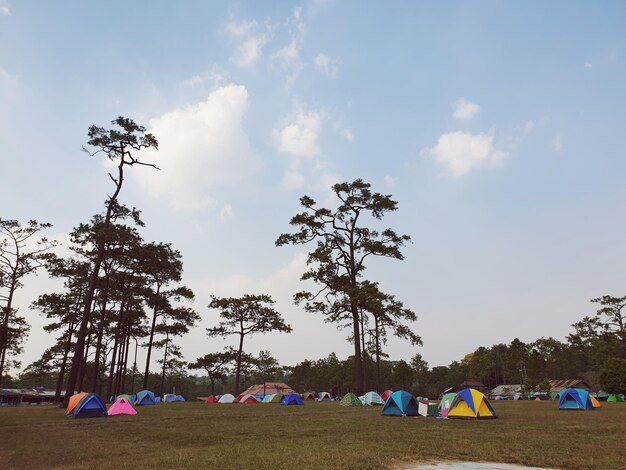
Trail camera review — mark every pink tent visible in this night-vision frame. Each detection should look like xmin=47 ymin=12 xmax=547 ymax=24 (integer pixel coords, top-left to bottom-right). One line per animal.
xmin=108 ymin=397 xmax=137 ymax=416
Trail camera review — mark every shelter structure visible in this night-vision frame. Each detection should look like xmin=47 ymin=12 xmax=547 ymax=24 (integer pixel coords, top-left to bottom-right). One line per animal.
xmin=381 ymin=390 xmax=418 ymax=416
xmin=270 ymin=393 xmax=284 ymax=403
xmin=175 ymin=395 xmax=185 ymax=402
xmin=281 ymin=393 xmax=304 ymax=405
xmin=261 ymin=394 xmax=274 ymax=403
xmin=607 ymin=394 xmax=625 ymax=402
xmin=204 ymin=395 xmax=218 ymax=404
xmin=134 ymin=390 xmax=156 ymax=406
xmin=448 ymin=388 xmax=497 ymax=419
xmin=381 ymin=390 xmax=392 ymax=402
xmin=66 ymin=392 xmax=89 ymax=415
xmin=318 ymin=392 xmax=332 ymax=401
xmin=490 ymin=384 xmax=522 ymax=400
xmin=108 ymin=397 xmax=137 ymax=416
xmin=218 ymin=393 xmax=235 ymax=403
xmin=67 ymin=393 xmax=108 ymax=418
xmin=418 ymin=400 xmax=438 ymax=417
xmin=360 ymin=391 xmax=383 ymax=405
xmin=558 ymin=388 xmax=594 ymax=410
xmin=240 ymin=394 xmax=259 ymax=404
xmin=302 ymin=392 xmax=316 ymax=401
xmin=340 ymin=393 xmax=363 ymax=407
xmin=241 ymin=383 xmax=296 ymax=396
xmin=437 ymin=392 xmax=456 ymax=418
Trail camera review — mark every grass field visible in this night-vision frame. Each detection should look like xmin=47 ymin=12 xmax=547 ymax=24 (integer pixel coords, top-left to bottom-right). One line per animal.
xmin=1 ymin=400 xmax=625 ymax=469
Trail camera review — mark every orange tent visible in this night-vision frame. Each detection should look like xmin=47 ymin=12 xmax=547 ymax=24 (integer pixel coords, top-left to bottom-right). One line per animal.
xmin=590 ymin=395 xmax=602 ymax=408
xmin=66 ymin=392 xmax=89 ymax=415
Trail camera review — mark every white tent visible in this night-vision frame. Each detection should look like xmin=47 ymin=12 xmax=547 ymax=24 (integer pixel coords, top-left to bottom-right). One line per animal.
xmin=361 ymin=391 xmax=383 ymax=405
xmin=218 ymin=393 xmax=236 ymax=404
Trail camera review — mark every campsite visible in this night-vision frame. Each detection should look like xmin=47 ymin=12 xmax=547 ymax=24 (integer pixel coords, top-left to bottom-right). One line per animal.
xmin=1 ymin=399 xmax=626 ymax=469
xmin=2 ymin=2 xmax=626 ymax=469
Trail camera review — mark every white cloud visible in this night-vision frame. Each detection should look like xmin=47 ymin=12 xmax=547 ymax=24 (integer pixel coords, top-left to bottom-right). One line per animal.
xmin=219 ymin=204 xmax=233 ymax=220
xmin=276 ymin=107 xmax=324 ymax=158
xmin=282 ymin=170 xmax=305 ymax=190
xmin=0 ymin=0 xmax=9 ymax=16
xmin=384 ymin=175 xmax=398 ymax=186
xmin=584 ymin=62 xmax=592 ymax=69
xmin=551 ymin=135 xmax=564 ymax=153
xmin=314 ymin=53 xmax=341 ymax=77
xmin=224 ymin=19 xmax=271 ymax=68
xmin=272 ymin=39 xmax=300 ymax=63
xmin=341 ymin=129 xmax=354 ymax=142
xmin=425 ymin=130 xmax=508 ymax=177
xmin=452 ymin=98 xmax=480 ymax=121
xmin=133 ymin=84 xmax=259 ymax=210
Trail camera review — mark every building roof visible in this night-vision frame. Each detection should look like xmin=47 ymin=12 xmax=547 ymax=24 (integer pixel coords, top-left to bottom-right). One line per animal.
xmin=491 ymin=384 xmax=522 ymax=396
xmin=460 ymin=381 xmax=487 ymax=389
xmin=549 ymin=379 xmax=589 ymax=392
xmin=241 ymin=383 xmax=296 ymax=395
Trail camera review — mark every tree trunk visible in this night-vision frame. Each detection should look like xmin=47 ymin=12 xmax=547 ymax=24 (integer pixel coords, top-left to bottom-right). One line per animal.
xmin=143 ymin=286 xmax=160 ymax=390
xmin=64 ymin=150 xmax=125 ymax=405
xmin=374 ymin=316 xmax=381 ymax=392
xmin=360 ymin=308 xmax=368 ymax=391
xmin=0 ymin=276 xmax=18 ymax=388
xmin=235 ymin=326 xmax=245 ymax=395
xmin=351 ymin=304 xmax=365 ymax=395
xmin=160 ymin=334 xmax=169 ymax=396
xmin=91 ymin=275 xmax=110 ymax=391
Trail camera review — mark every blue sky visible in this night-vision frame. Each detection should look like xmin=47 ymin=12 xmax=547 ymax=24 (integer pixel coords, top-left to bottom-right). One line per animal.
xmin=1 ymin=1 xmax=625 ymax=373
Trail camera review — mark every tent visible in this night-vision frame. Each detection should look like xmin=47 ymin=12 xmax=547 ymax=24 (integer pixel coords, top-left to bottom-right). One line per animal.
xmin=381 ymin=390 xmax=418 ymax=416
xmin=361 ymin=391 xmax=383 ymax=405
xmin=240 ymin=394 xmax=259 ymax=404
xmin=270 ymin=393 xmax=284 ymax=403
xmin=218 ymin=393 xmax=235 ymax=404
xmin=559 ymin=388 xmax=594 ymax=410
xmin=590 ymin=395 xmax=602 ymax=408
xmin=302 ymin=392 xmax=316 ymax=401
xmin=234 ymin=394 xmax=244 ymax=403
xmin=281 ymin=393 xmax=304 ymax=405
xmin=381 ymin=390 xmax=393 ymax=402
xmin=134 ymin=390 xmax=156 ymax=406
xmin=437 ymin=392 xmax=457 ymax=418
xmin=108 ymin=397 xmax=137 ymax=416
xmin=205 ymin=395 xmax=218 ymax=404
xmin=163 ymin=394 xmax=177 ymax=403
xmin=66 ymin=392 xmax=89 ymax=415
xmin=116 ymin=393 xmax=132 ymax=403
xmin=318 ymin=392 xmax=332 ymax=401
xmin=175 ymin=395 xmax=185 ymax=402
xmin=448 ymin=388 xmax=497 ymax=419
xmin=68 ymin=393 xmax=108 ymax=418
xmin=261 ymin=394 xmax=275 ymax=403
xmin=340 ymin=393 xmax=363 ymax=407
xmin=607 ymin=394 xmax=625 ymax=402
xmin=418 ymin=400 xmax=438 ymax=417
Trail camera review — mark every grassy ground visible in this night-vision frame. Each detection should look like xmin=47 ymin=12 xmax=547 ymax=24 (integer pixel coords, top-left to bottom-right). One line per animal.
xmin=1 ymin=400 xmax=625 ymax=469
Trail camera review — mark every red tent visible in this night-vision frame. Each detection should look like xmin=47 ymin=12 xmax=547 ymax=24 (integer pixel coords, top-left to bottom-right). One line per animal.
xmin=234 ymin=394 xmax=244 ymax=403
xmin=381 ymin=390 xmax=393 ymax=402
xmin=240 ymin=394 xmax=259 ymax=404
xmin=204 ymin=395 xmax=218 ymax=404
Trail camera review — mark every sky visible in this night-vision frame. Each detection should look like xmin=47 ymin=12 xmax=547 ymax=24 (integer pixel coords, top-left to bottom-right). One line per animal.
xmin=1 ymin=1 xmax=625 ymax=375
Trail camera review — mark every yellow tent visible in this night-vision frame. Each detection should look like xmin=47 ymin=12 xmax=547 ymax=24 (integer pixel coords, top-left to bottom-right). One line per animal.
xmin=448 ymin=388 xmax=497 ymax=419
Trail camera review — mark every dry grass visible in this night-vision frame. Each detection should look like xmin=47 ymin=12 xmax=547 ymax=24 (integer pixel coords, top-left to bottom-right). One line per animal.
xmin=1 ymin=400 xmax=624 ymax=469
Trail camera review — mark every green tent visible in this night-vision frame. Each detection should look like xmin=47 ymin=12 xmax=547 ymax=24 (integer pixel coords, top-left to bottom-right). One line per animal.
xmin=607 ymin=394 xmax=625 ymax=402
xmin=437 ymin=392 xmax=457 ymax=417
xmin=270 ymin=393 xmax=284 ymax=403
xmin=340 ymin=393 xmax=363 ymax=406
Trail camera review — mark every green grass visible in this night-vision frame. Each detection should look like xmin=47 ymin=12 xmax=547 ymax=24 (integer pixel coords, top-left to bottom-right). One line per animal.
xmin=1 ymin=400 xmax=625 ymax=469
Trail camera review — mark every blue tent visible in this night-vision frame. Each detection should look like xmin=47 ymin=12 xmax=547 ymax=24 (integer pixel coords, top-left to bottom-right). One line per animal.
xmin=69 ymin=393 xmax=108 ymax=418
xmin=134 ymin=390 xmax=156 ymax=406
xmin=559 ymin=388 xmax=594 ymax=410
xmin=281 ymin=393 xmax=304 ymax=405
xmin=381 ymin=390 xmax=418 ymax=416
xmin=175 ymin=395 xmax=185 ymax=402
xmin=164 ymin=394 xmax=177 ymax=403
